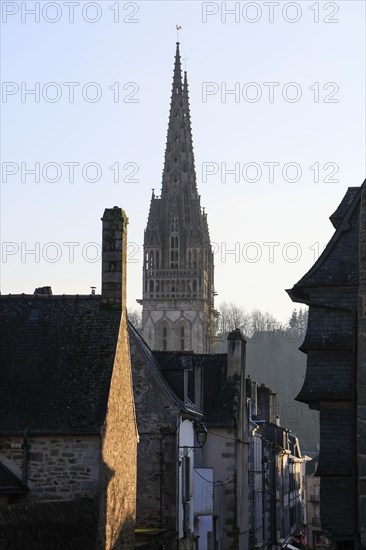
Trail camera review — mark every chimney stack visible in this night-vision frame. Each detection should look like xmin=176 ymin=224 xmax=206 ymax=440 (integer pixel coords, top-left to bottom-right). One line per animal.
xmin=227 ymin=328 xmax=246 ymax=379
xmin=34 ymin=286 xmax=52 ymax=295
xmin=101 ymin=207 xmax=128 ymax=309
xmin=246 ymin=376 xmax=258 ymax=417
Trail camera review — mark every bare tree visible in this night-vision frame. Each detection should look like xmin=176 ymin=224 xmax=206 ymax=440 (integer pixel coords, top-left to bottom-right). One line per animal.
xmin=251 ymin=309 xmax=280 ymax=334
xmin=218 ymin=303 xmax=283 ymax=337
xmin=218 ymin=302 xmax=252 ymax=335
xmin=127 ymin=308 xmax=142 ymax=329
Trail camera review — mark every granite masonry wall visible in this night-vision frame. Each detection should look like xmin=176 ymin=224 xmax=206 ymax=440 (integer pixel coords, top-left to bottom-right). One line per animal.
xmin=97 ymin=314 xmax=137 ymax=550
xmin=97 ymin=207 xmax=138 ymax=550
xmin=0 ymin=435 xmax=100 ymax=502
xmin=129 ymin=332 xmax=178 ymax=538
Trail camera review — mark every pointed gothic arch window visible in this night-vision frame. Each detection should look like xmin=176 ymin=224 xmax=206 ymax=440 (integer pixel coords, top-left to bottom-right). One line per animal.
xmin=170 ymin=236 xmax=179 ymax=269
xmin=163 ymin=326 xmax=168 ymax=351
xmin=180 ymin=326 xmax=185 ymax=351
xmin=147 ymin=250 xmax=154 ymax=274
xmin=175 ymin=320 xmax=190 ymax=351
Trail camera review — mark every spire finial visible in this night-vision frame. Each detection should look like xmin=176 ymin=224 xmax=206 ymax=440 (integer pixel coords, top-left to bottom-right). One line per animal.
xmin=176 ymin=24 xmax=182 ymax=42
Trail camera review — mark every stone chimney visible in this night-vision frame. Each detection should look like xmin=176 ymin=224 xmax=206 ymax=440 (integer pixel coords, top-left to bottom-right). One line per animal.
xmin=101 ymin=207 xmax=128 ymax=309
xmin=34 ymin=286 xmax=52 ymax=295
xmin=227 ymin=328 xmax=246 ymax=379
xmin=257 ymin=383 xmax=277 ymax=424
xmin=246 ymin=376 xmax=258 ymax=417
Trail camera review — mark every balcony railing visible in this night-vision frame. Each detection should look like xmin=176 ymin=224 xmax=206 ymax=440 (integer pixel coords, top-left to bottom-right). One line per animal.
xmin=143 ymin=292 xmax=202 ymax=300
xmin=146 ymin=269 xmax=200 ymax=277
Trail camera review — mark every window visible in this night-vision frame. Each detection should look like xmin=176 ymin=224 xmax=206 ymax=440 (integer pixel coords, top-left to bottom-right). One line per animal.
xmin=180 ymin=326 xmax=185 ymax=351
xmin=163 ymin=326 xmax=168 ymax=351
xmin=183 ymin=454 xmax=190 ymax=502
xmin=170 ymin=235 xmax=179 ymax=269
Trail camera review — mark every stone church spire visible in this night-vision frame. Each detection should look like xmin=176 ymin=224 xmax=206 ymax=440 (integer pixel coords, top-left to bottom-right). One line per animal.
xmin=161 ymin=43 xmax=197 ymax=200
xmin=138 ymin=42 xmax=217 ymax=354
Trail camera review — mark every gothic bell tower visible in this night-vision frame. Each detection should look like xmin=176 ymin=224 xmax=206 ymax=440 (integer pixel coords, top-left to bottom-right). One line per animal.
xmin=138 ymin=42 xmax=217 ymax=353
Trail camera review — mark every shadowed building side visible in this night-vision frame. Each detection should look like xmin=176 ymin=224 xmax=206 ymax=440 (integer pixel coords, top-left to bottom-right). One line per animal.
xmin=288 ymin=183 xmax=366 ymax=548
xmin=357 ymin=184 xmax=366 ymax=549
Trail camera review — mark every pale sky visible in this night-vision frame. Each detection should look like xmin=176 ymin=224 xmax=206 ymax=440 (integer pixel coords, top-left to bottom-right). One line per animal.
xmin=1 ymin=1 xmax=365 ymax=324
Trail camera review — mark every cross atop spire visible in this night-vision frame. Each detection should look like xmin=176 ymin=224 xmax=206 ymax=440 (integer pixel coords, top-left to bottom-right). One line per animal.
xmin=176 ymin=24 xmax=182 ymax=42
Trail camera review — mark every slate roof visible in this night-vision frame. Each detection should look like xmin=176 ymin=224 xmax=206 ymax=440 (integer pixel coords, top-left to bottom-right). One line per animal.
xmin=329 ymin=187 xmax=360 ymax=229
xmin=0 ymin=294 xmax=121 ymax=435
xmin=288 ymin=186 xmax=362 ymax=299
xmin=0 ymin=497 xmax=97 ymax=549
xmin=153 ymin=352 xmax=239 ymax=426
xmin=128 ymin=322 xmax=201 ymax=418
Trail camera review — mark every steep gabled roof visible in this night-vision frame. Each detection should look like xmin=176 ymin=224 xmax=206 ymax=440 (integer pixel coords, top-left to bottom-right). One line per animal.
xmin=287 ymin=185 xmax=363 ymax=301
xmin=128 ymin=322 xmax=202 ymax=418
xmin=0 ymin=294 xmax=121 ymax=435
xmin=330 ymin=187 xmax=360 ymax=229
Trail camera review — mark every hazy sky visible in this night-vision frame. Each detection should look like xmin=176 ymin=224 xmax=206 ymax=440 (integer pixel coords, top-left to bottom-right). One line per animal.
xmin=1 ymin=0 xmax=365 ymax=323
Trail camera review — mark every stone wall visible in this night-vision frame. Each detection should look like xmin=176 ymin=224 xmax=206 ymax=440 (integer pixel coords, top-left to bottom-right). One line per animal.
xmin=97 ymin=207 xmax=138 ymax=550
xmin=0 ymin=435 xmax=100 ymax=502
xmin=97 ymin=313 xmax=137 ymax=550
xmin=203 ymin=427 xmax=237 ymax=550
xmin=129 ymin=331 xmax=179 ymax=539
xmin=141 ymin=301 xmax=206 ymax=353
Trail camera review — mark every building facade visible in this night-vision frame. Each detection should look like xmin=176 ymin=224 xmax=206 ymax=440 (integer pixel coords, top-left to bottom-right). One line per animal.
xmin=138 ymin=43 xmax=217 ymax=353
xmin=155 ymin=329 xmax=250 ymax=550
xmin=288 ymin=183 xmax=366 ymax=548
xmin=247 ymin=380 xmax=305 ymax=548
xmin=128 ymin=320 xmax=203 ymax=550
xmin=0 ymin=208 xmax=138 ymax=550
xmin=304 ymin=456 xmax=330 ymax=548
